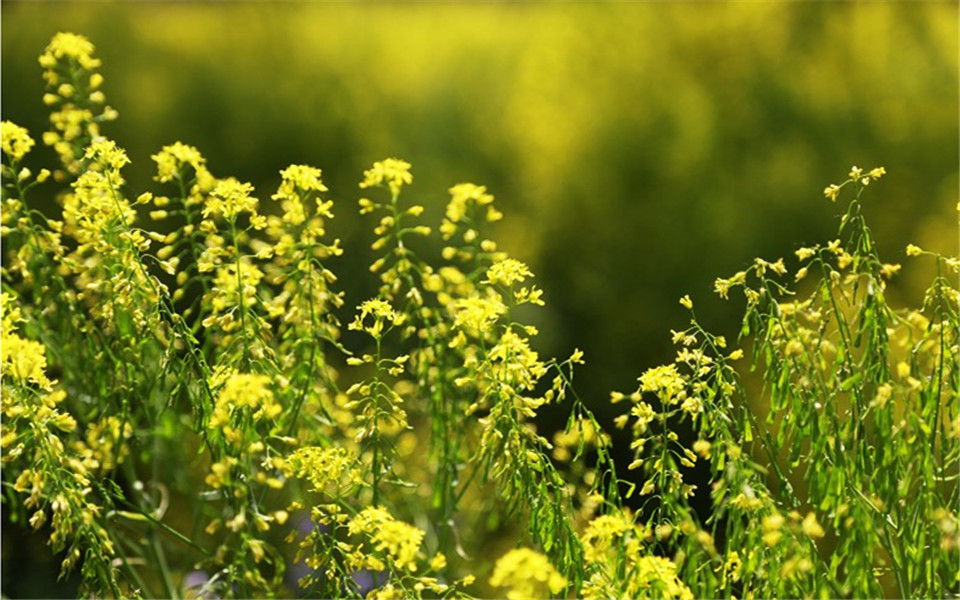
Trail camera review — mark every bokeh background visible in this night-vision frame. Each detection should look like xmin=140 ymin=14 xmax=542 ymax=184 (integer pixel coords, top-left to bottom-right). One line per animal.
xmin=3 ymin=1 xmax=958 ymax=597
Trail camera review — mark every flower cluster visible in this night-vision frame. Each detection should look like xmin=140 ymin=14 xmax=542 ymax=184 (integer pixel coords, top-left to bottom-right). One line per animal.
xmin=39 ymin=32 xmax=117 ymax=176
xmin=489 ymin=548 xmax=567 ymax=600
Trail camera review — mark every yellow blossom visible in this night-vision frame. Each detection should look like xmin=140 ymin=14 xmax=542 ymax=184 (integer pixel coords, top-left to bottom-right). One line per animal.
xmin=801 ymin=512 xmax=825 ymax=538
xmin=639 ymin=364 xmax=685 ymax=402
xmin=204 ymin=179 xmax=258 ymax=221
xmin=39 ymin=32 xmax=101 ymax=70
xmin=152 ymin=141 xmax=209 ymax=183
xmin=208 ymin=371 xmax=279 ymax=436
xmin=580 ymin=511 xmax=637 ymax=563
xmin=1 ymin=121 xmax=35 ymax=161
xmin=450 ymin=295 xmax=506 ymax=334
xmin=209 ymin=260 xmax=264 ymax=314
xmin=349 ymin=298 xmax=404 ymax=338
xmin=489 ymin=548 xmax=567 ymax=600
xmin=272 ymin=164 xmax=329 ymax=225
xmin=282 ymin=446 xmax=355 ymax=494
xmin=485 ymin=258 xmax=533 ymax=287
xmin=360 ymin=158 xmax=412 ymax=196
xmin=823 ymin=184 xmax=841 ymax=202
xmin=880 ymin=263 xmax=901 ymax=279
xmin=692 ymin=439 xmax=712 ymax=458
xmin=348 ymin=506 xmax=424 ymax=572
xmin=446 ymin=183 xmax=494 ymax=223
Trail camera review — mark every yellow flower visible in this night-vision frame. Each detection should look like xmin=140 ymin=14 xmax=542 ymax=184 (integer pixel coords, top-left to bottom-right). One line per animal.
xmin=152 ymin=141 xmax=208 ymax=183
xmin=204 ymin=179 xmax=258 ymax=221
xmin=450 ymin=295 xmax=506 ymax=335
xmin=283 ymin=446 xmax=355 ymax=494
xmin=349 ymin=298 xmax=404 ymax=338
xmin=84 ymin=139 xmax=130 ymax=176
xmin=348 ymin=506 xmax=424 ymax=572
xmin=880 ymin=263 xmax=901 ymax=279
xmin=681 ymin=395 xmax=703 ymax=416
xmin=801 ymin=512 xmax=825 ymax=538
xmin=360 ymin=158 xmax=413 ymax=196
xmin=272 ymin=164 xmax=329 ymax=225
xmin=692 ymin=439 xmax=712 ymax=458
xmin=485 ymin=258 xmax=533 ymax=287
xmin=489 ymin=548 xmax=567 ymax=600
xmin=679 ymin=295 xmax=693 ymax=309
xmin=823 ymin=184 xmax=841 ymax=202
xmin=1 ymin=121 xmax=35 ymax=161
xmin=208 ymin=371 xmax=279 ymax=436
xmin=210 ymin=260 xmax=264 ymax=313
xmin=2 ymin=330 xmax=53 ymax=390
xmin=631 ymin=401 xmax=656 ymax=432
xmin=429 ymin=552 xmax=447 ymax=571
xmin=581 ymin=511 xmax=636 ymax=563
xmin=906 ymin=244 xmax=924 ymax=257
xmin=446 ymin=183 xmax=494 ymax=223
xmin=39 ymin=32 xmax=101 ymax=71
xmin=713 ymin=272 xmax=745 ymax=299
xmin=638 ymin=364 xmax=685 ymax=402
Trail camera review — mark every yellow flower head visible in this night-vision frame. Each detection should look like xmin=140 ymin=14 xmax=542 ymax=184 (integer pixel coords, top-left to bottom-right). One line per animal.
xmin=2 ymin=330 xmax=53 ymax=390
xmin=205 ymin=178 xmax=258 ymax=221
xmin=1 ymin=121 xmax=35 ymax=161
xmin=84 ymin=139 xmax=130 ymax=176
xmin=446 ymin=183 xmax=494 ymax=223
xmin=450 ymin=295 xmax=506 ymax=335
xmin=349 ymin=298 xmax=404 ymax=338
xmin=272 ymin=164 xmax=330 ymax=225
xmin=39 ymin=32 xmax=101 ymax=71
xmin=283 ymin=446 xmax=355 ymax=494
xmin=489 ymin=548 xmax=567 ymax=600
xmin=795 ymin=246 xmax=817 ymax=261
xmin=630 ymin=556 xmax=694 ymax=600
xmin=638 ymin=364 xmax=686 ymax=401
xmin=348 ymin=506 xmax=424 ymax=572
xmin=360 ymin=158 xmax=413 ymax=196
xmin=823 ymin=184 xmax=841 ymax=202
xmin=152 ymin=141 xmax=208 ymax=183
xmin=581 ymin=511 xmax=637 ymax=563
xmin=278 ymin=164 xmax=327 ymax=195
xmin=485 ymin=258 xmax=533 ymax=288
xmin=208 ymin=371 xmax=279 ymax=435
xmin=210 ymin=260 xmax=264 ymax=313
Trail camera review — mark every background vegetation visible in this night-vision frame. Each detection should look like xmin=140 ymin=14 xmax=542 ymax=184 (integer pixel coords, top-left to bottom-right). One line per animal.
xmin=2 ymin=2 xmax=958 ymax=597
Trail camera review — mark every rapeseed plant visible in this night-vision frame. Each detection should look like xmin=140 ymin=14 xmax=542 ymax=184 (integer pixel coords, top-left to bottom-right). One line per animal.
xmin=1 ymin=32 xmax=957 ymax=600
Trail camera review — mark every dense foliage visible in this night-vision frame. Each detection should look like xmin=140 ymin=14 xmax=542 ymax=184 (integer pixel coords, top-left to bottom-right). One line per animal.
xmin=2 ymin=33 xmax=958 ymax=599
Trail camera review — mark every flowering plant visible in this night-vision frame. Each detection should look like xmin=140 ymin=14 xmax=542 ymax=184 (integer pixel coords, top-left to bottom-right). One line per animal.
xmin=2 ymin=33 xmax=957 ymax=599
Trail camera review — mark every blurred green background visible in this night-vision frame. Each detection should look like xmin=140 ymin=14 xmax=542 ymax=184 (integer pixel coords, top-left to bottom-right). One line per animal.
xmin=2 ymin=1 xmax=958 ymax=595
